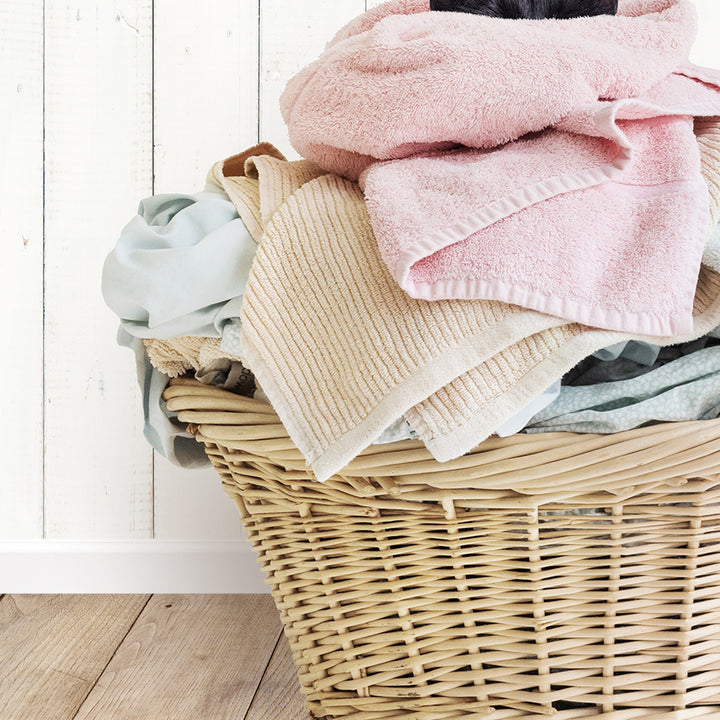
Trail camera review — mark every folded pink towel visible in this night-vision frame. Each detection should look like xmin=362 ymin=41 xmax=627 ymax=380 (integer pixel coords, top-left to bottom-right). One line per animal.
xmin=281 ymin=0 xmax=720 ymax=336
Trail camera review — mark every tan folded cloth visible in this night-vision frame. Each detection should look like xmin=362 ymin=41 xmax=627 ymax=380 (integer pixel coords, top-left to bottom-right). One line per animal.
xmin=144 ymin=336 xmax=235 ymax=378
xmin=148 ymin=129 xmax=720 ymax=481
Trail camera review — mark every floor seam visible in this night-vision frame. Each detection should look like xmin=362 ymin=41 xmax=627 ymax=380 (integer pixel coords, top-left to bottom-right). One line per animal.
xmin=69 ymin=594 xmax=153 ymax=720
xmin=242 ymin=620 xmax=285 ymax=720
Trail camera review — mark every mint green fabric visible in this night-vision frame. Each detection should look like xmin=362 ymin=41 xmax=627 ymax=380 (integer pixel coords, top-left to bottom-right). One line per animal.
xmin=102 ymin=190 xmax=255 ymax=343
xmin=526 ymin=340 xmax=720 ymax=434
xmin=103 ymin=188 xmax=258 ymax=467
xmin=118 ymin=328 xmax=210 ymax=468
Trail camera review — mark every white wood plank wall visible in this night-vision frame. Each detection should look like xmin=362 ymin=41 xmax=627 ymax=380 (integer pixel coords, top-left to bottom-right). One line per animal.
xmin=0 ymin=0 xmax=718 ymax=591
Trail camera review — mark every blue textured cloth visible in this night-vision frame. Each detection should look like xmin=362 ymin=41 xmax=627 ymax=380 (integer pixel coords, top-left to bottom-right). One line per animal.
xmin=526 ymin=341 xmax=720 ymax=434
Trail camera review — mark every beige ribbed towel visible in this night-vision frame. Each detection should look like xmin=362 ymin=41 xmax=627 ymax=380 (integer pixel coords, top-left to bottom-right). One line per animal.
xmin=144 ymin=336 xmax=243 ymax=378
xmin=218 ymin=140 xmax=720 ymax=481
xmin=146 ymin=134 xmax=720 ymax=480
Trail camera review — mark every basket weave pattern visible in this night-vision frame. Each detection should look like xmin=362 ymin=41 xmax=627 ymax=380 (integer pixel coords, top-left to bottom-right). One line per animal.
xmin=165 ymin=378 xmax=720 ymax=719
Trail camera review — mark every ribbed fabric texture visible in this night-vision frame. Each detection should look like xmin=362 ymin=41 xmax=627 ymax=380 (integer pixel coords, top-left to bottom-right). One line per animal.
xmin=145 ymin=129 xmax=720 ymax=479
xmin=231 ymin=147 xmax=720 ymax=480
xmin=239 ymin=171 xmax=564 ymax=480
xmin=144 ymin=336 xmax=239 ymax=378
xmin=697 ymin=116 xmax=720 ymax=225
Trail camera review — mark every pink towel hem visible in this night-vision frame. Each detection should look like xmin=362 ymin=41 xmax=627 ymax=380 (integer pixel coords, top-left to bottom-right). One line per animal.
xmin=400 ymin=177 xmax=710 ymax=336
xmin=390 ymin=91 xmax=720 ymax=334
xmin=403 ymin=275 xmax=695 ymax=336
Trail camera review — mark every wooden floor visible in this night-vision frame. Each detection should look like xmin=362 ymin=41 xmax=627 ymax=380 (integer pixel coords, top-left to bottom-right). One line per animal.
xmin=0 ymin=594 xmax=306 ymax=720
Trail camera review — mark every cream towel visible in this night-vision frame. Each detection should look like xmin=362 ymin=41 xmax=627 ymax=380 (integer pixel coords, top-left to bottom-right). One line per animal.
xmin=148 ymin=137 xmax=720 ymax=479
xmin=144 ymin=336 xmax=238 ymax=378
xmin=234 ymin=146 xmax=720 ymax=480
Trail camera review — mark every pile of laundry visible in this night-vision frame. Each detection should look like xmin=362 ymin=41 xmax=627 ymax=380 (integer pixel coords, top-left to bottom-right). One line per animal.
xmin=103 ymin=0 xmax=720 ymax=481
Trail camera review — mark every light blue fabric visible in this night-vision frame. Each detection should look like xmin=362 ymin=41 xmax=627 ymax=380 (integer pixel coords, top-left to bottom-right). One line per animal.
xmin=591 ymin=340 xmax=661 ymax=365
xmin=103 ymin=188 xmax=259 ymax=467
xmin=374 ymin=416 xmax=418 ymax=444
xmin=493 ymin=380 xmax=562 ymax=437
xmin=592 ymin=341 xmax=628 ymax=362
xmin=102 ymin=191 xmax=256 ymax=350
xmin=118 ymin=328 xmax=210 ymax=468
xmin=220 ymin=317 xmax=244 ymax=356
xmin=525 ymin=344 xmax=720 ymax=434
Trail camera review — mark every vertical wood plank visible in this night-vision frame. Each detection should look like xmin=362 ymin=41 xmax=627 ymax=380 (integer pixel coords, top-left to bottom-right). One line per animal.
xmin=151 ymin=0 xmax=259 ymax=541
xmin=0 ymin=2 xmax=44 ymax=538
xmin=691 ymin=0 xmax=720 ymax=68
xmin=73 ymin=594 xmax=281 ymax=720
xmin=43 ymin=1 xmax=154 ymax=538
xmin=153 ymin=0 xmax=259 ymax=193
xmin=0 ymin=594 xmax=149 ymax=720
xmin=152 ymin=457 xmax=245 ymax=539
xmin=259 ymin=0 xmax=367 ymax=157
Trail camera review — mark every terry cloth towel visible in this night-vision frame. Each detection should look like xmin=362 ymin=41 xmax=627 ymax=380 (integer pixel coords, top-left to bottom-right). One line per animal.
xmin=204 ymin=137 xmax=720 ymax=482
xmin=280 ymin=0 xmax=720 ymax=336
xmin=144 ymin=336 xmax=240 ymax=379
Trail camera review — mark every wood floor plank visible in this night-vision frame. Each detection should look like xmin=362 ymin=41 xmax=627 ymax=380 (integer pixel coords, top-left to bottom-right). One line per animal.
xmin=246 ymin=631 xmax=307 ymax=720
xmin=0 ymin=594 xmax=150 ymax=720
xmin=73 ymin=594 xmax=282 ymax=720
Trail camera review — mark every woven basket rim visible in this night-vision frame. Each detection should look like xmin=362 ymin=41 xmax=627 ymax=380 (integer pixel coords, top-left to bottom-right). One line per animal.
xmin=163 ymin=377 xmax=720 ymax=501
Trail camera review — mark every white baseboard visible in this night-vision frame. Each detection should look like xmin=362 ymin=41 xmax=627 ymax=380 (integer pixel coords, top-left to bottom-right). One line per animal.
xmin=0 ymin=540 xmax=270 ymax=594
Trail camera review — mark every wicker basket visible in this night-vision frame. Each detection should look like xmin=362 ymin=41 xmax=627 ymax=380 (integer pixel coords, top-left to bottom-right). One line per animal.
xmin=165 ymin=376 xmax=720 ymax=719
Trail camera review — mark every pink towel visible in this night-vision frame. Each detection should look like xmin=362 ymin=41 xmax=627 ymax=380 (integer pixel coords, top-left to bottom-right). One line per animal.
xmin=281 ymin=0 xmax=720 ymax=336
